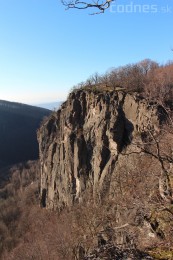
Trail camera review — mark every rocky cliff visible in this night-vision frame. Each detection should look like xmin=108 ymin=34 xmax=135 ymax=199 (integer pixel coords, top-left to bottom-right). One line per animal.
xmin=38 ymin=89 xmax=166 ymax=210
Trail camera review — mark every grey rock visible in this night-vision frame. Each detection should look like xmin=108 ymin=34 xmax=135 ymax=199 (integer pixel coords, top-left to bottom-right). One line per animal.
xmin=37 ymin=89 xmax=165 ymax=210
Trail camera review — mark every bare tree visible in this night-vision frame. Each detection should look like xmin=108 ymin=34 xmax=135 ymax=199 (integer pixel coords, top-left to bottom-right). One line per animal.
xmin=123 ymin=123 xmax=173 ymax=204
xmin=138 ymin=59 xmax=159 ymax=75
xmin=61 ymin=0 xmax=114 ymax=14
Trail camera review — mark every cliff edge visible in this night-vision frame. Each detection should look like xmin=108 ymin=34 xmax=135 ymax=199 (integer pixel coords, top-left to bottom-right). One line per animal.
xmin=38 ymin=89 xmax=166 ymax=210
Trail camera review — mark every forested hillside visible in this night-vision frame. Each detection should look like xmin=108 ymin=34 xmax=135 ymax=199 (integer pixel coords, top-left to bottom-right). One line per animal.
xmin=0 ymin=100 xmax=50 ymax=167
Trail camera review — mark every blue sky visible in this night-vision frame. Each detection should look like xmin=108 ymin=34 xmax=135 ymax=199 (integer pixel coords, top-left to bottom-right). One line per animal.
xmin=0 ymin=0 xmax=172 ymax=104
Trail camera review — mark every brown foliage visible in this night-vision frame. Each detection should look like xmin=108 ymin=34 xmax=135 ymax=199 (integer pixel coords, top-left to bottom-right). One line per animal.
xmin=72 ymin=59 xmax=173 ymax=110
xmin=0 ymin=161 xmax=39 ymax=258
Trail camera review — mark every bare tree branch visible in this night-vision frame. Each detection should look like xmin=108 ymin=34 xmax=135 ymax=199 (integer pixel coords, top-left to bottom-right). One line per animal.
xmin=61 ymin=0 xmax=114 ymax=14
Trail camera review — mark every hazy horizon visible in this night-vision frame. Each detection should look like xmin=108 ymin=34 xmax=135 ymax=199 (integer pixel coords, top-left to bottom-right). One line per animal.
xmin=0 ymin=98 xmax=64 ymax=107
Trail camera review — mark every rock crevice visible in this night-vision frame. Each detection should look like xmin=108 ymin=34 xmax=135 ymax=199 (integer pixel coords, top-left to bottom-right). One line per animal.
xmin=38 ymin=89 xmax=164 ymax=210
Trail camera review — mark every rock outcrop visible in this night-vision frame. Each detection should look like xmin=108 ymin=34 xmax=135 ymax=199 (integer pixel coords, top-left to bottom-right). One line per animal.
xmin=84 ymin=243 xmax=154 ymax=260
xmin=38 ymin=89 xmax=165 ymax=210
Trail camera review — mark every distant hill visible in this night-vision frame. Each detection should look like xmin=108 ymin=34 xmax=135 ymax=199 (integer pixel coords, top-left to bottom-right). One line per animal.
xmin=36 ymin=101 xmax=63 ymax=110
xmin=0 ymin=100 xmax=51 ymax=167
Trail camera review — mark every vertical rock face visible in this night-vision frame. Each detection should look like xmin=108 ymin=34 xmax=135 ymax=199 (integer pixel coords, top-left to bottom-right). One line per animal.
xmin=38 ymin=89 xmax=164 ymax=210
